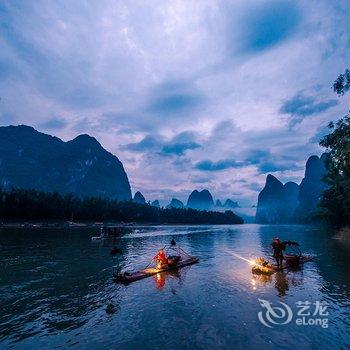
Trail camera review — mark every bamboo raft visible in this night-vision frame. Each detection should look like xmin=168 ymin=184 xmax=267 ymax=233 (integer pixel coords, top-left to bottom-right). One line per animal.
xmin=252 ymin=255 xmax=313 ymax=275
xmin=114 ymin=256 xmax=199 ymax=284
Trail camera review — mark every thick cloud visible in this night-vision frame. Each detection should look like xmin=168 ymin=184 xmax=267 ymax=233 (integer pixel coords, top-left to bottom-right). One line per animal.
xmin=124 ymin=131 xmax=201 ymax=156
xmin=162 ymin=142 xmax=200 ymax=156
xmin=147 ymin=93 xmax=204 ymax=115
xmin=0 ymin=0 xmax=349 ymax=206
xmin=124 ymin=136 xmax=160 ymax=152
xmin=280 ymin=93 xmax=339 ymax=127
xmin=258 ymin=161 xmax=301 ymax=174
xmin=195 ymin=159 xmax=242 ymax=171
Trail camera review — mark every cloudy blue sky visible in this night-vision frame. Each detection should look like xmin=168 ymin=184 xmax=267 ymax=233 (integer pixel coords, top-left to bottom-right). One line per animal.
xmin=0 ymin=0 xmax=349 ymax=207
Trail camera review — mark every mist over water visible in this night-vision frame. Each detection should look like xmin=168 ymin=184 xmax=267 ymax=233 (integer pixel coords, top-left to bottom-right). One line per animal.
xmin=1 ymin=225 xmax=349 ymax=349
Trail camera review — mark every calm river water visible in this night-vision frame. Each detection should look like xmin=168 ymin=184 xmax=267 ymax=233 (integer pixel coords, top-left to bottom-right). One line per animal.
xmin=0 ymin=224 xmax=349 ymax=349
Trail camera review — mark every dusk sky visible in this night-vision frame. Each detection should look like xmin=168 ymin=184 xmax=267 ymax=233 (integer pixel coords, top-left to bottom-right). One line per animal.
xmin=1 ymin=0 xmax=349 ymax=207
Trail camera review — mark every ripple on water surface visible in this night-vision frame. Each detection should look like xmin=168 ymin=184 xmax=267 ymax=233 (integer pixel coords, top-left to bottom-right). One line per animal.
xmin=0 ymin=225 xmax=349 ymax=349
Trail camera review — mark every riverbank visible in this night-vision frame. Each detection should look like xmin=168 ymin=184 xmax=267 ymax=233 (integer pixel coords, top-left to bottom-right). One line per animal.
xmin=0 ymin=220 xmax=244 ymax=229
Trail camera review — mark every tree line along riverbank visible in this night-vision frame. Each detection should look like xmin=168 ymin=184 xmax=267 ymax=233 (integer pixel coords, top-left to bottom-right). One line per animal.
xmin=0 ymin=187 xmax=244 ymax=225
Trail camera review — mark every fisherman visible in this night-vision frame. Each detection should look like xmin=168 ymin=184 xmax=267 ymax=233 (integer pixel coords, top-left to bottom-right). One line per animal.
xmin=153 ymin=248 xmax=168 ymax=268
xmin=272 ymin=237 xmax=285 ymax=267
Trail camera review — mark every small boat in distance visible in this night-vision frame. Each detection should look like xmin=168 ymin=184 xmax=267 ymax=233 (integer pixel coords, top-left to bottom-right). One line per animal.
xmin=91 ymin=225 xmax=131 ymax=241
xmin=67 ymin=221 xmax=86 ymax=227
xmin=91 ymin=226 xmax=109 ymax=241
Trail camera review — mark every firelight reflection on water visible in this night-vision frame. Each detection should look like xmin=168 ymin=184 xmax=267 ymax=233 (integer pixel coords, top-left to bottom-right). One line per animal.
xmin=0 ymin=224 xmax=350 ymax=349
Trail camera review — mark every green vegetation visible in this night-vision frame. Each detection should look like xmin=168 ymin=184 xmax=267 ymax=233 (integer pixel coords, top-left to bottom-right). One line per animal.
xmin=319 ymin=69 xmax=350 ymax=226
xmin=0 ymin=187 xmax=243 ymax=225
xmin=333 ymin=68 xmax=350 ymax=95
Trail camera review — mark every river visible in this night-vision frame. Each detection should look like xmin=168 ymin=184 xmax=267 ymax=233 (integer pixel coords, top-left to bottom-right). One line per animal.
xmin=0 ymin=224 xmax=349 ymax=349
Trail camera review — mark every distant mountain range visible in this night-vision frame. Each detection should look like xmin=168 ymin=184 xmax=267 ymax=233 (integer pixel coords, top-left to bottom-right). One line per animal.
xmin=3 ymin=125 xmax=326 ymax=224
xmin=255 ymin=154 xmax=327 ymax=223
xmin=223 ymin=199 xmax=240 ymax=209
xmin=166 ymin=198 xmax=185 ymax=209
xmin=0 ymin=125 xmax=131 ymax=200
xmin=136 ymin=189 xmax=241 ymax=212
xmin=2 ymin=126 xmax=328 ymax=225
xmin=151 ymin=200 xmax=160 ymax=208
xmin=0 ymin=126 xmax=243 ymax=215
xmin=185 ymin=191 xmax=240 ymax=211
xmin=187 ymin=189 xmax=214 ymax=210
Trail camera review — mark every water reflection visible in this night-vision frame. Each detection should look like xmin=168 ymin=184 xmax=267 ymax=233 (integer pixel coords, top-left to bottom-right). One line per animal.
xmin=152 ymin=266 xmax=193 ymax=292
xmin=251 ymin=269 xmax=305 ymax=296
xmin=274 ymin=272 xmax=289 ymax=296
xmin=0 ymin=225 xmax=349 ymax=349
